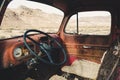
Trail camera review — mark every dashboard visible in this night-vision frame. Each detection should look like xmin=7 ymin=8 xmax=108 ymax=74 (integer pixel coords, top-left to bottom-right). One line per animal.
xmin=13 ymin=44 xmax=35 ymax=60
xmin=0 ymin=34 xmax=59 ymax=68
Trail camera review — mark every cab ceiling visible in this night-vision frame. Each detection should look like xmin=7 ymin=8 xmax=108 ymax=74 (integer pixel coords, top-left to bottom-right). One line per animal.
xmin=30 ymin=0 xmax=120 ymax=13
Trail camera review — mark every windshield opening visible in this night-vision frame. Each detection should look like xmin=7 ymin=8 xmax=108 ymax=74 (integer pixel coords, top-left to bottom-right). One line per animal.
xmin=0 ymin=0 xmax=64 ymax=39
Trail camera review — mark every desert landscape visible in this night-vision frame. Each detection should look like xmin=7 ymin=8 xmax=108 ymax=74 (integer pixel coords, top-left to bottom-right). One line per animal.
xmin=0 ymin=6 xmax=63 ymax=39
xmin=0 ymin=6 xmax=111 ymax=80
xmin=0 ymin=5 xmax=111 ymax=39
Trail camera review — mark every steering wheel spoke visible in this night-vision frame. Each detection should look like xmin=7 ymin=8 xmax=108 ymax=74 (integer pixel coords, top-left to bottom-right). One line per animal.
xmin=39 ymin=44 xmax=54 ymax=63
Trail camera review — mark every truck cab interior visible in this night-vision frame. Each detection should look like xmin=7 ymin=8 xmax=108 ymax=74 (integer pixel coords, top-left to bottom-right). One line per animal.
xmin=0 ymin=0 xmax=120 ymax=80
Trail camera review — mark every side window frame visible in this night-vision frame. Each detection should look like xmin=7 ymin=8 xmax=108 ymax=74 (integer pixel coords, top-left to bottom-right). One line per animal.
xmin=65 ymin=11 xmax=111 ymax=36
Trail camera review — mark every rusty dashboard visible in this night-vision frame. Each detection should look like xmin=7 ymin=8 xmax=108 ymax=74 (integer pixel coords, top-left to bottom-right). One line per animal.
xmin=0 ymin=34 xmax=59 ymax=68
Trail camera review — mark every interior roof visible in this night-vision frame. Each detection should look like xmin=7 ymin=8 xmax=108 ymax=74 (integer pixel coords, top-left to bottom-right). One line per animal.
xmin=29 ymin=0 xmax=120 ymax=13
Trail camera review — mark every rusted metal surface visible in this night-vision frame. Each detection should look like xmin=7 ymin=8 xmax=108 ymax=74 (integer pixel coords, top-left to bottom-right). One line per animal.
xmin=0 ymin=0 xmax=120 ymax=79
xmin=59 ymin=30 xmax=112 ymax=64
xmin=0 ymin=34 xmax=60 ymax=68
xmin=0 ymin=35 xmax=38 ymax=68
xmin=28 ymin=0 xmax=120 ymax=15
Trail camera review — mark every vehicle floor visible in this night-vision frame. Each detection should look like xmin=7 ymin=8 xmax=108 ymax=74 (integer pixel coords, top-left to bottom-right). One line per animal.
xmin=24 ymin=59 xmax=100 ymax=80
xmin=50 ymin=59 xmax=100 ymax=80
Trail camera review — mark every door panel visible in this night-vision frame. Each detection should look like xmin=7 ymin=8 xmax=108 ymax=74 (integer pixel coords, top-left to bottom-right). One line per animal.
xmin=60 ymin=33 xmax=111 ymax=64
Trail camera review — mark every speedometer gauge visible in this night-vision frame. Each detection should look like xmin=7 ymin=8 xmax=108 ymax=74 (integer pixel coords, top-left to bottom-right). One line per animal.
xmin=13 ymin=47 xmax=22 ymax=58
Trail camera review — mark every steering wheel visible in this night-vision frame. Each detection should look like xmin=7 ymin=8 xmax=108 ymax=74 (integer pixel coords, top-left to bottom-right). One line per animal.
xmin=23 ymin=29 xmax=67 ymax=66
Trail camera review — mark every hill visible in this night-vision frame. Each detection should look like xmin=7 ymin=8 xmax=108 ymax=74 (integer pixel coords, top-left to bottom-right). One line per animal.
xmin=1 ymin=6 xmax=62 ymax=30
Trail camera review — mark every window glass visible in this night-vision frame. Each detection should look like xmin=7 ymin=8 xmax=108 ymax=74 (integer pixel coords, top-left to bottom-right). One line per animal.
xmin=65 ymin=11 xmax=111 ymax=35
xmin=0 ymin=0 xmax=63 ymax=39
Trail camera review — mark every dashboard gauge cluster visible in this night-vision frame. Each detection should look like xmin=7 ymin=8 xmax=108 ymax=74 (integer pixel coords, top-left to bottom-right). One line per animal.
xmin=13 ymin=44 xmax=35 ymax=60
xmin=13 ymin=47 xmax=22 ymax=58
